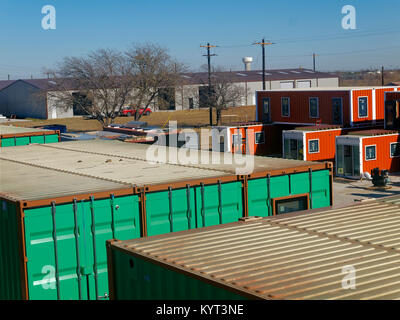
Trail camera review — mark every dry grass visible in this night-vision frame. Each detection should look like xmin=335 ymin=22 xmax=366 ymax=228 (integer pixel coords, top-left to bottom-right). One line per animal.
xmin=7 ymin=106 xmax=256 ymax=132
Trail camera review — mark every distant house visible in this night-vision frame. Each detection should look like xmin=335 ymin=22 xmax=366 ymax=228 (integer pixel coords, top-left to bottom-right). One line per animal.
xmin=0 ymin=79 xmax=77 ymax=119
xmin=386 ymin=81 xmax=400 ymax=86
xmin=0 ymin=68 xmax=339 ymax=119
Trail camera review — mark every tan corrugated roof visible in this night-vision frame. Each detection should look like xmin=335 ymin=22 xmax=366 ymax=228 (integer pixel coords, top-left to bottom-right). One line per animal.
xmin=0 ymin=125 xmax=54 ymax=136
xmin=112 ymin=199 xmax=400 ymax=300
xmin=0 ymin=159 xmax=129 ymax=201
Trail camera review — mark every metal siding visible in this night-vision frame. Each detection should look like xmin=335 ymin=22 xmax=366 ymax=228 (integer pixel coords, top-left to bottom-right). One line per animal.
xmin=361 ymin=134 xmax=400 ymax=174
xmin=0 ymin=200 xmax=23 ymax=299
xmin=306 ymin=129 xmax=342 ymax=162
xmin=257 ymin=91 xmax=351 ymax=126
xmin=23 ymin=195 xmax=140 ymax=300
xmin=376 ymin=88 xmax=395 ymax=121
xmin=352 ymin=90 xmax=373 ymax=124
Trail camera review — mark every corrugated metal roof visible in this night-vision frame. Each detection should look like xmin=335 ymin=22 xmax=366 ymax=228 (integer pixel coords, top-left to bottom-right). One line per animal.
xmin=0 ymin=125 xmax=54 ymax=136
xmin=348 ymin=129 xmax=400 ymax=137
xmin=0 ymin=142 xmax=232 ymax=187
xmin=294 ymin=125 xmax=342 ymax=131
xmin=181 ymin=69 xmax=338 ymax=85
xmin=0 ymin=159 xmax=128 ymax=201
xmin=0 ymin=80 xmax=15 ymax=91
xmin=26 ymin=140 xmax=323 ymax=175
xmin=113 ymin=199 xmax=400 ymax=299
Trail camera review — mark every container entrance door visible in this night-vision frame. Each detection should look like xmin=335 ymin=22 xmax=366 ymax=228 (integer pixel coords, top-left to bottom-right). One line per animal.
xmin=385 ymin=100 xmax=400 ymax=129
xmin=332 ymin=98 xmax=343 ymax=125
xmin=232 ymin=132 xmax=243 ymax=154
xmin=284 ymin=139 xmax=304 ymax=160
xmin=337 ymin=144 xmax=360 ymax=177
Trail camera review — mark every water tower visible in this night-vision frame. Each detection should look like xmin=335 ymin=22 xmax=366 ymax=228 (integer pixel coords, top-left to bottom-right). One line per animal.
xmin=242 ymin=57 xmax=253 ymax=71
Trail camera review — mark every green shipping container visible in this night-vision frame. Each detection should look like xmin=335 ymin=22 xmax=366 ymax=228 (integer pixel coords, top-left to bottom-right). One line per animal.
xmin=247 ymin=169 xmax=331 ymax=217
xmin=0 ymin=125 xmax=60 ymax=147
xmin=1 ymin=140 xmax=334 ymax=300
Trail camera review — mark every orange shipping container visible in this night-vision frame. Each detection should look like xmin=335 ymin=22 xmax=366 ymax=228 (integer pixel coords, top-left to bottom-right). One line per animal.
xmin=283 ymin=125 xmax=343 ymax=162
xmin=256 ymin=86 xmax=398 ymax=127
xmin=336 ymin=129 xmax=400 ymax=178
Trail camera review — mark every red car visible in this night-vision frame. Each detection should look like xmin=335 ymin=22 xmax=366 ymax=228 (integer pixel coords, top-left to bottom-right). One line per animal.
xmin=121 ymin=107 xmax=152 ymax=117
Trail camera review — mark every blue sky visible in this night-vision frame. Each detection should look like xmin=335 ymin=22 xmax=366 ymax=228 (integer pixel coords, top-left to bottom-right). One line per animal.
xmin=0 ymin=0 xmax=399 ymax=79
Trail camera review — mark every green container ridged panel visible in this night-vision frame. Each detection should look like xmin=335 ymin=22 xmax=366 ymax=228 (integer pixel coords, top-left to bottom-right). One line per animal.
xmin=247 ymin=170 xmax=331 ymax=217
xmin=43 ymin=134 xmax=59 ymax=144
xmin=1 ymin=137 xmax=17 ymax=147
xmin=29 ymin=136 xmax=45 ymax=144
xmin=146 ymin=188 xmax=196 ymax=237
xmin=195 ymin=182 xmax=243 ymax=228
xmin=311 ymin=170 xmax=331 ymax=209
xmin=0 ymin=200 xmax=22 ymax=300
xmin=112 ymin=250 xmax=246 ymax=300
xmin=23 ymin=195 xmax=140 ymax=300
xmin=1 ymin=134 xmax=58 ymax=147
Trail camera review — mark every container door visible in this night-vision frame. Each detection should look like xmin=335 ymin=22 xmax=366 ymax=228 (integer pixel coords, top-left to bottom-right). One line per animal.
xmin=195 ymin=182 xmax=243 ymax=228
xmin=332 ymin=98 xmax=343 ymax=125
xmin=145 ymin=187 xmax=196 ymax=237
xmin=343 ymin=145 xmax=354 ymax=176
xmin=23 ymin=195 xmax=140 ymax=300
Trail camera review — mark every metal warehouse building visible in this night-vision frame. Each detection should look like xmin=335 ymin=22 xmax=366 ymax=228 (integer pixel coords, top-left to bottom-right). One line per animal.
xmin=0 ymin=140 xmax=332 ymax=300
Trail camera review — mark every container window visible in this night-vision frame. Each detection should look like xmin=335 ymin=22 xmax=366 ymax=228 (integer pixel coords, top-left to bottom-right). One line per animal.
xmin=309 ymin=98 xmax=319 ymax=118
xmin=358 ymin=97 xmax=368 ymax=118
xmin=365 ymin=145 xmax=376 ymax=161
xmin=275 ymin=196 xmax=308 ymax=215
xmin=255 ymin=132 xmax=265 ymax=144
xmin=308 ymin=139 xmax=319 ymax=154
xmin=390 ymin=142 xmax=400 ymax=158
xmin=281 ymin=97 xmax=290 ymax=117
xmin=262 ymin=98 xmax=271 ymax=122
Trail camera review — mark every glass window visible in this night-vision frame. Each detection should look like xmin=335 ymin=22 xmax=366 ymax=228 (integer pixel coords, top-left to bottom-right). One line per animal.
xmin=308 ymin=139 xmax=319 ymax=153
xmin=281 ymin=97 xmax=290 ymax=117
xmin=262 ymin=98 xmax=270 ymax=121
xmin=309 ymin=98 xmax=319 ymax=118
xmin=365 ymin=145 xmax=376 ymax=161
xmin=275 ymin=196 xmax=308 ymax=215
xmin=358 ymin=97 xmax=368 ymax=118
xmin=255 ymin=132 xmax=265 ymax=144
xmin=391 ymin=143 xmax=400 ymax=158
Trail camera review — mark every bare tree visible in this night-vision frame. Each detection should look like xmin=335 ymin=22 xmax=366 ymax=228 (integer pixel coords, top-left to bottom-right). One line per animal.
xmin=47 ymin=48 xmax=137 ymax=126
xmin=199 ymin=66 xmax=249 ymax=126
xmin=126 ymin=43 xmax=186 ymax=120
xmin=46 ymin=44 xmax=185 ymax=125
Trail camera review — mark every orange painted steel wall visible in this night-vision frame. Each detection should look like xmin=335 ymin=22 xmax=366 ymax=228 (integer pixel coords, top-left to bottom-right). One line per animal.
xmin=257 ymin=91 xmax=351 ymax=126
xmin=305 ymin=129 xmax=343 ymax=162
xmin=229 ymin=124 xmax=283 ymax=156
xmin=376 ymin=88 xmax=395 ymax=120
xmin=351 ymin=90 xmax=373 ymax=124
xmin=362 ymin=134 xmax=400 ymax=174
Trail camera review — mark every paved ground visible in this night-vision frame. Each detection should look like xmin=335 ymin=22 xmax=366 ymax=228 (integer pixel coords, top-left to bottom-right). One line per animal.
xmin=333 ymin=174 xmax=400 ymax=208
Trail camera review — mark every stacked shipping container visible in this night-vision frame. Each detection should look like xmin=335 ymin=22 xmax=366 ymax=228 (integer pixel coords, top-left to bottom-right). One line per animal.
xmin=107 ymin=197 xmax=400 ymax=300
xmin=256 ymin=86 xmax=398 ymax=127
xmin=0 ymin=140 xmax=333 ymax=300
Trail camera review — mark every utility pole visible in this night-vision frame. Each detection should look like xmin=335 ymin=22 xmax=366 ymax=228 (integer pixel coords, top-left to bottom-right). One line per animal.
xmin=253 ymin=39 xmax=275 ymax=90
xmin=201 ymin=43 xmax=217 ymax=126
xmin=313 ymin=53 xmax=317 ymax=72
xmin=381 ymin=66 xmax=385 ymax=86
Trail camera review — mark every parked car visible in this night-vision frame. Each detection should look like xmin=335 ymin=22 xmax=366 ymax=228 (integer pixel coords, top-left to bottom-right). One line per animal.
xmin=121 ymin=107 xmax=152 ymax=117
